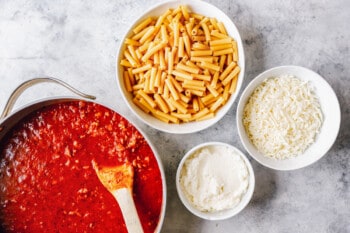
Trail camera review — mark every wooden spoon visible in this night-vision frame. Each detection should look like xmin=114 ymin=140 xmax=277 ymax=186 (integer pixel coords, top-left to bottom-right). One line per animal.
xmin=92 ymin=160 xmax=144 ymax=233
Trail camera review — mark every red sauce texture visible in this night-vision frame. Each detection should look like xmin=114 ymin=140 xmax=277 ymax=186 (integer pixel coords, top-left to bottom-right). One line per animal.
xmin=0 ymin=101 xmax=163 ymax=233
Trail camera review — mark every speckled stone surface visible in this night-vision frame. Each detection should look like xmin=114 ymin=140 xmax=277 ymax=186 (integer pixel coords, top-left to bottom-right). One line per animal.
xmin=0 ymin=0 xmax=349 ymax=232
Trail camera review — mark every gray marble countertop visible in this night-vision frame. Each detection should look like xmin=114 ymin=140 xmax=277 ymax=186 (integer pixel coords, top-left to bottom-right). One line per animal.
xmin=0 ymin=0 xmax=349 ymax=232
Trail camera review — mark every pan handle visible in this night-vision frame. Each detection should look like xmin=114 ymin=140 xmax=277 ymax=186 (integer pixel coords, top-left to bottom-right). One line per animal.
xmin=1 ymin=77 xmax=96 ymax=119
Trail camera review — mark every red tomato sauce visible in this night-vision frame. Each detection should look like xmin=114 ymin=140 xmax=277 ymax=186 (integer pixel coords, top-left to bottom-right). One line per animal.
xmin=0 ymin=101 xmax=163 ymax=233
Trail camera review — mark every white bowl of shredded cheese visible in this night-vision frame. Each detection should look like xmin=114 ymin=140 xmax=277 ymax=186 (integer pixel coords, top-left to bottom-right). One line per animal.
xmin=237 ymin=66 xmax=341 ymax=170
xmin=176 ymin=142 xmax=255 ymax=220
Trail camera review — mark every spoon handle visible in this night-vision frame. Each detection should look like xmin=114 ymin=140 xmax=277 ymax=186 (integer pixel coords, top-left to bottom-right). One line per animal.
xmin=112 ymin=188 xmax=144 ymax=233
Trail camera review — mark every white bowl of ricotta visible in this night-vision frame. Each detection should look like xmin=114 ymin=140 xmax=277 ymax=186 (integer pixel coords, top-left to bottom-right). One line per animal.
xmin=237 ymin=65 xmax=341 ymax=170
xmin=176 ymin=142 xmax=255 ymax=220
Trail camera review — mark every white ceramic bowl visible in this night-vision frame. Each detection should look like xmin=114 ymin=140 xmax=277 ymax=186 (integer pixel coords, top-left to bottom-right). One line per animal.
xmin=176 ymin=142 xmax=255 ymax=220
xmin=116 ymin=0 xmax=245 ymax=134
xmin=237 ymin=66 xmax=341 ymax=170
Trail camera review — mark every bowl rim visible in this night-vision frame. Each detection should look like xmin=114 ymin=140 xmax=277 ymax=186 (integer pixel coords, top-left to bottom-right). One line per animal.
xmin=115 ymin=0 xmax=245 ymax=134
xmin=236 ymin=65 xmax=341 ymax=171
xmin=175 ymin=141 xmax=255 ymax=220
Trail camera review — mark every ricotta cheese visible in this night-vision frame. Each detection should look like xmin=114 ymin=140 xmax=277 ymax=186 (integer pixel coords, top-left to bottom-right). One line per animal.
xmin=243 ymin=75 xmax=323 ymax=159
xmin=179 ymin=145 xmax=249 ymax=212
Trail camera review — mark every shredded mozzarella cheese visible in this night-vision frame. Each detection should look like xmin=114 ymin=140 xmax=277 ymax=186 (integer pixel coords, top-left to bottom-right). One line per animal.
xmin=243 ymin=75 xmax=323 ymax=159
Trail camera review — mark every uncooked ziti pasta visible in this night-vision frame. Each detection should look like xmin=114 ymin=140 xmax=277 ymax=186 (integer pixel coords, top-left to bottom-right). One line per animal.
xmin=120 ymin=5 xmax=241 ymax=123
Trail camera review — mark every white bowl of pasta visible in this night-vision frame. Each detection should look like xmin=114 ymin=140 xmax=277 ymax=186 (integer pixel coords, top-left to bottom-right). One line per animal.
xmin=236 ymin=66 xmax=341 ymax=170
xmin=116 ymin=0 xmax=245 ymax=134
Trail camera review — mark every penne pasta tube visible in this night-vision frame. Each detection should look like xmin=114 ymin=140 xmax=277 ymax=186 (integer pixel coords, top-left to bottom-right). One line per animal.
xmin=190 ymin=50 xmax=212 ymax=57
xmin=222 ymin=66 xmax=240 ymax=86
xmin=229 ymin=76 xmax=238 ymax=94
xmin=180 ymin=5 xmax=190 ymax=20
xmin=192 ymin=74 xmax=211 ymax=81
xmin=209 ymin=37 xmax=232 ymax=46
xmin=209 ymin=17 xmax=219 ymax=30
xmin=124 ymin=71 xmax=132 ymax=92
xmin=176 ymin=62 xmax=200 ymax=74
xmin=173 ymin=21 xmax=180 ymax=47
xmin=133 ymin=98 xmax=150 ymax=113
xmin=169 ymin=75 xmax=183 ymax=92
xmin=154 ymin=93 xmax=169 ymax=113
xmin=138 ymin=41 xmax=151 ymax=53
xmin=167 ymin=47 xmax=174 ymax=74
xmin=197 ymin=96 xmax=205 ymax=109
xmin=120 ymin=59 xmax=132 ymax=68
xmin=196 ymin=112 xmax=215 ymax=121
xmin=187 ymin=89 xmax=204 ymax=97
xmin=213 ymin=48 xmax=234 ymax=56
xmin=144 ymin=75 xmax=150 ymax=93
xmin=178 ymin=37 xmax=185 ymax=57
xmin=172 ymin=10 xmax=182 ymax=24
xmin=205 ymin=82 xmax=219 ymax=97
xmin=152 ymin=112 xmax=170 ymax=123
xmin=160 ymin=25 xmax=168 ymax=43
xmin=165 ymin=77 xmax=180 ymax=100
xmin=192 ymin=97 xmax=199 ymax=111
xmin=190 ymin=13 xmax=204 ymax=20
xmin=154 ymin=110 xmax=179 ymax=123
xmin=142 ymin=42 xmax=167 ymax=62
xmin=182 ymin=34 xmax=191 ymax=57
xmin=190 ymin=56 xmax=214 ymax=63
xmin=200 ymin=22 xmax=211 ymax=41
xmin=154 ymin=68 xmax=162 ymax=88
xmin=132 ymin=63 xmax=152 ymax=74
xmin=217 ymin=22 xmax=228 ymax=35
xmin=192 ymin=42 xmax=210 ymax=50
xmin=169 ymin=98 xmax=188 ymax=114
xmin=138 ymin=90 xmax=157 ymax=108
xmin=160 ymin=9 xmax=172 ymax=24
xmin=210 ymin=43 xmax=232 ymax=51
xmin=133 ymin=17 xmax=153 ymax=34
xmin=124 ymin=38 xmax=141 ymax=46
xmin=132 ymin=83 xmax=144 ymax=91
xmin=179 ymin=93 xmax=191 ymax=103
xmin=182 ymin=83 xmax=206 ymax=92
xmin=191 ymin=24 xmax=200 ymax=36
xmin=139 ymin=97 xmax=156 ymax=114
xmin=163 ymin=96 xmax=176 ymax=112
xmin=219 ymin=55 xmax=226 ymax=71
xmin=163 ymin=83 xmax=170 ymax=99
xmin=149 ymin=67 xmax=157 ymax=92
xmin=158 ymin=71 xmax=167 ymax=94
xmin=139 ymin=26 xmax=156 ymax=44
xmin=172 ymin=69 xmax=193 ymax=80
xmin=200 ymin=61 xmax=220 ymax=72
xmin=191 ymin=35 xmax=206 ymax=42
xmin=210 ymin=96 xmax=224 ymax=112
xmin=210 ymin=71 xmax=220 ymax=87
xmin=159 ymin=49 xmax=166 ymax=70
xmin=222 ymin=82 xmax=230 ymax=101
xmin=226 ymin=53 xmax=233 ymax=65
xmin=185 ymin=21 xmax=194 ymax=39
xmin=124 ymin=50 xmax=138 ymax=67
xmin=171 ymin=112 xmax=191 ymax=120
xmin=200 ymin=93 xmax=215 ymax=105
xmin=219 ymin=61 xmax=236 ymax=80
xmin=191 ymin=108 xmax=209 ymax=120
xmin=210 ymin=30 xmax=228 ymax=39
xmin=184 ymin=79 xmax=205 ymax=87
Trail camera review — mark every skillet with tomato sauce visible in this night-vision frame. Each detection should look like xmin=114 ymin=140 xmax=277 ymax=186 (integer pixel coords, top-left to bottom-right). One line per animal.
xmin=0 ymin=101 xmax=163 ymax=233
